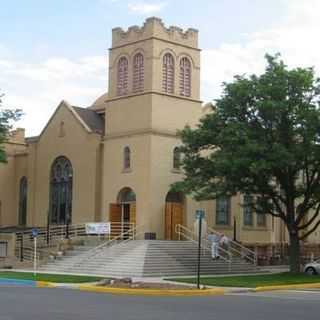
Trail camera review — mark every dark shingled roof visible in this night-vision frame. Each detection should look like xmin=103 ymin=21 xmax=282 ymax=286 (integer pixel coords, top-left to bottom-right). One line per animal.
xmin=73 ymin=106 xmax=105 ymax=134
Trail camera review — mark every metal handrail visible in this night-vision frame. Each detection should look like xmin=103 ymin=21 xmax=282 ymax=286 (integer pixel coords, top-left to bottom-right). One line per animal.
xmin=175 ymin=224 xmax=232 ymax=263
xmin=206 ymin=226 xmax=257 ymax=265
xmin=14 ymin=222 xmax=135 ymax=261
xmin=71 ymin=223 xmax=142 ymax=267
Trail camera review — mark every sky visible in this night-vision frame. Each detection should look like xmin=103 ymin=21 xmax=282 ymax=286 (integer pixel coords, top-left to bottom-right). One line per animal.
xmin=1 ymin=0 xmax=320 ymax=136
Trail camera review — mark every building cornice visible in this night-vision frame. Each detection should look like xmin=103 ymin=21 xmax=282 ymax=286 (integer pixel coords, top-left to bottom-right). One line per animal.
xmin=104 ymin=128 xmax=179 ymax=141
xmin=109 ymin=36 xmax=201 ymax=52
xmin=105 ymin=90 xmax=202 ymax=104
xmin=3 ymin=141 xmax=26 ymax=146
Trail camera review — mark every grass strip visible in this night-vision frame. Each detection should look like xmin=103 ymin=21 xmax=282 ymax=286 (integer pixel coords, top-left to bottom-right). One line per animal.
xmin=0 ymin=271 xmax=104 ymax=283
xmin=167 ymin=273 xmax=320 ymax=288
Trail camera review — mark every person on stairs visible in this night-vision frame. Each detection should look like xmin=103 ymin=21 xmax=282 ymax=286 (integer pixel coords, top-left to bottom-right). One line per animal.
xmin=208 ymin=231 xmax=221 ymax=259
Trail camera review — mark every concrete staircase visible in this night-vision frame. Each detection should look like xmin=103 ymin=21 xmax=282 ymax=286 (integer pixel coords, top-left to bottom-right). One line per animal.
xmin=40 ymin=240 xmax=259 ymax=277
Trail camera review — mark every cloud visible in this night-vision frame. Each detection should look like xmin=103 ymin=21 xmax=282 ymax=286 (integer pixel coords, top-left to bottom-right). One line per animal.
xmin=0 ymin=55 xmax=107 ymax=136
xmin=201 ymin=0 xmax=320 ymax=102
xmin=128 ymin=1 xmax=167 ymax=15
xmin=2 ymin=0 xmax=320 ymax=136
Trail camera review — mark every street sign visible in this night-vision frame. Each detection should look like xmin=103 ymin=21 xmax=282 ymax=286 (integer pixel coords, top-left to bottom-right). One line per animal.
xmin=32 ymin=228 xmax=38 ymax=238
xmin=195 ymin=209 xmax=205 ymax=220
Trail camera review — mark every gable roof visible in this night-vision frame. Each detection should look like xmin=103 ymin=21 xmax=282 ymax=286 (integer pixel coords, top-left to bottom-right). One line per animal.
xmin=72 ymin=106 xmax=105 ymax=134
xmin=27 ymin=100 xmax=105 ymax=143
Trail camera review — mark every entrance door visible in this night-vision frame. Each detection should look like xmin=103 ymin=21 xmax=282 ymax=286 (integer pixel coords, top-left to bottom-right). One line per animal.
xmin=165 ymin=202 xmax=183 ymax=240
xmin=123 ymin=203 xmax=130 ymax=237
xmin=109 ymin=202 xmax=136 ymax=238
xmin=109 ymin=203 xmax=121 ymax=237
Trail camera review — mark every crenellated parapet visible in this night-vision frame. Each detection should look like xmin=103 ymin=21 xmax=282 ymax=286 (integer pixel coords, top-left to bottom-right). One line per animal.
xmin=112 ymin=17 xmax=198 ymax=48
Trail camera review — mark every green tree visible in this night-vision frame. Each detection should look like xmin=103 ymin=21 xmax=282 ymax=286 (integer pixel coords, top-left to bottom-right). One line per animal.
xmin=0 ymin=93 xmax=22 ymax=162
xmin=175 ymin=54 xmax=320 ymax=273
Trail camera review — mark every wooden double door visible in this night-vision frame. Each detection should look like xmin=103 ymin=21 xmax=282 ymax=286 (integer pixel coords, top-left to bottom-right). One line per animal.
xmin=109 ymin=203 xmax=136 ymax=237
xmin=165 ymin=202 xmax=183 ymax=240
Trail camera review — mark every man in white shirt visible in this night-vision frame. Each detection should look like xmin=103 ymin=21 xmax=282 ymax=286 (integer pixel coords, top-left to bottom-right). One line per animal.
xmin=208 ymin=232 xmax=221 ymax=259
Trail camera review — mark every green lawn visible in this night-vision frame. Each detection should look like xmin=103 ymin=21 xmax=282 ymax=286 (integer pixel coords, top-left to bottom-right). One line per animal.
xmin=169 ymin=273 xmax=320 ymax=288
xmin=0 ymin=271 xmax=104 ymax=283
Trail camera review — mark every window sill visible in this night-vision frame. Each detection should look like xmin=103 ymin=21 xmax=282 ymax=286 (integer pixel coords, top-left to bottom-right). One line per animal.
xmin=213 ymin=225 xmax=233 ymax=230
xmin=242 ymin=226 xmax=269 ymax=231
xmin=256 ymin=226 xmax=269 ymax=231
xmin=171 ymin=169 xmax=182 ymax=174
xmin=122 ymin=168 xmax=132 ymax=174
xmin=242 ymin=226 xmax=255 ymax=230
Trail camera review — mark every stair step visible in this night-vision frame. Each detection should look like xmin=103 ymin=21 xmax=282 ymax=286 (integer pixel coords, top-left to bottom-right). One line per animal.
xmin=40 ymin=240 xmax=258 ymax=277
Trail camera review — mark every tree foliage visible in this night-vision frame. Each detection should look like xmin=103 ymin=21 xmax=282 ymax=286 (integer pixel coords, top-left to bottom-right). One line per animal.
xmin=0 ymin=93 xmax=22 ymax=162
xmin=175 ymin=54 xmax=320 ymax=272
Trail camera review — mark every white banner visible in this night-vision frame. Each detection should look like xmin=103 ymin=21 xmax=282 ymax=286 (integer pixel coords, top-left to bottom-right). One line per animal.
xmin=85 ymin=223 xmax=111 ymax=235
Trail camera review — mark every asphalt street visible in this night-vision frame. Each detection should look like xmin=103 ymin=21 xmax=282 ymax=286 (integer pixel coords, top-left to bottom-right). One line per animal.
xmin=0 ymin=287 xmax=319 ymax=320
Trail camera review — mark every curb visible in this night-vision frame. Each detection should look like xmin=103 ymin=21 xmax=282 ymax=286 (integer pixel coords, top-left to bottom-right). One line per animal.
xmin=35 ymin=281 xmax=225 ymax=296
xmin=36 ymin=281 xmax=57 ymax=288
xmin=78 ymin=284 xmax=225 ymax=296
xmin=0 ymin=279 xmax=37 ymax=287
xmin=8 ymin=280 xmax=320 ymax=295
xmin=254 ymin=282 xmax=320 ymax=292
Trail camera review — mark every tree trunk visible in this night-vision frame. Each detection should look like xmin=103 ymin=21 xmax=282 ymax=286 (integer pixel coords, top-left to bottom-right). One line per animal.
xmin=289 ymin=231 xmax=301 ymax=273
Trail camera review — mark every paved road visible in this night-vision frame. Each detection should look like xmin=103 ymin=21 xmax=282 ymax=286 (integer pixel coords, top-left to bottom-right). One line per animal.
xmin=0 ymin=287 xmax=319 ymax=320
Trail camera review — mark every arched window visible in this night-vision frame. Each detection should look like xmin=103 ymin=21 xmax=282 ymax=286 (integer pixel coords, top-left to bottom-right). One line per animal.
xmin=133 ymin=53 xmax=144 ymax=93
xmin=117 ymin=57 xmax=129 ymax=96
xmin=123 ymin=147 xmax=131 ymax=170
xmin=18 ymin=177 xmax=28 ymax=225
xmin=162 ymin=53 xmax=174 ymax=94
xmin=179 ymin=57 xmax=191 ymax=97
xmin=49 ymin=156 xmax=73 ymax=224
xmin=118 ymin=188 xmax=136 ymax=203
xmin=173 ymin=147 xmax=181 ymax=170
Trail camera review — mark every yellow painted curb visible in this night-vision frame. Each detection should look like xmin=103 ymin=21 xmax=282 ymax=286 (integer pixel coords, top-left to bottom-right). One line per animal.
xmin=36 ymin=281 xmax=56 ymax=288
xmin=255 ymin=282 xmax=320 ymax=292
xmin=78 ymin=284 xmax=225 ymax=296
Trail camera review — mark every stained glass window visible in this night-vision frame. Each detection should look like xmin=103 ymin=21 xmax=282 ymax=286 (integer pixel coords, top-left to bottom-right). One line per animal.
xmin=49 ymin=156 xmax=73 ymax=224
xmin=18 ymin=177 xmax=28 ymax=225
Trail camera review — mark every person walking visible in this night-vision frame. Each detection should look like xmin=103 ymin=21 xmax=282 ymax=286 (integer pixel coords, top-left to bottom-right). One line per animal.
xmin=208 ymin=232 xmax=220 ymax=259
xmin=220 ymin=234 xmax=230 ymax=251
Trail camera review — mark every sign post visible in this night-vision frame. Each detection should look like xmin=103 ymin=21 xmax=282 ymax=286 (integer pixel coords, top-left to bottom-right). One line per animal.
xmin=32 ymin=228 xmax=38 ymax=277
xmin=195 ymin=209 xmax=205 ymax=289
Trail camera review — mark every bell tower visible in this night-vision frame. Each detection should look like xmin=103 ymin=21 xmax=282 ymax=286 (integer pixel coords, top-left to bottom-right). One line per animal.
xmin=108 ymin=17 xmax=200 ymax=100
xmin=103 ymin=18 xmax=202 ymax=239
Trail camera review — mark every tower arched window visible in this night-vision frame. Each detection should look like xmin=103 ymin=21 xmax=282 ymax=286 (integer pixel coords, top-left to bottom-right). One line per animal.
xmin=162 ymin=53 xmax=174 ymax=94
xmin=124 ymin=147 xmax=131 ymax=170
xmin=117 ymin=57 xmax=129 ymax=96
xmin=173 ymin=147 xmax=181 ymax=170
xmin=49 ymin=156 xmax=73 ymax=224
xmin=133 ymin=53 xmax=144 ymax=93
xmin=179 ymin=57 xmax=191 ymax=97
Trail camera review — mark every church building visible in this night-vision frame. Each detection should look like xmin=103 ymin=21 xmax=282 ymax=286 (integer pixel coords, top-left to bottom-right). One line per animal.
xmin=1 ymin=18 xmax=319 ymax=259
